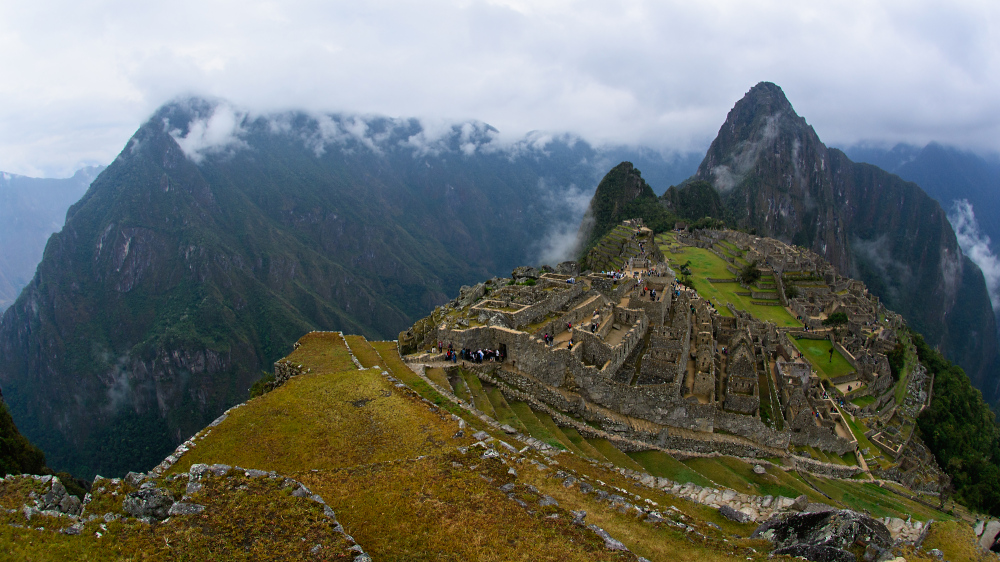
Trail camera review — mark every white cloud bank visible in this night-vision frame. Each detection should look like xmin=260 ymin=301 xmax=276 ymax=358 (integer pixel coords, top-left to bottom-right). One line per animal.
xmin=949 ymin=199 xmax=1000 ymax=311
xmin=1 ymin=0 xmax=999 ymax=176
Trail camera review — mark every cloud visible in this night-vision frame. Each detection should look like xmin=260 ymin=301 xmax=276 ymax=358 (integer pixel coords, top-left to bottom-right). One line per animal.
xmin=948 ymin=199 xmax=1000 ymax=311
xmin=1 ymin=0 xmax=1000 ymax=176
xmin=530 ymin=179 xmax=595 ymax=266
xmin=167 ymin=103 xmax=249 ymax=163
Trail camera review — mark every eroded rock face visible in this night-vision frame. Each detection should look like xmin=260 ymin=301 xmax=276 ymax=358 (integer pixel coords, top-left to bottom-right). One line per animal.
xmin=752 ymin=510 xmax=893 ymax=562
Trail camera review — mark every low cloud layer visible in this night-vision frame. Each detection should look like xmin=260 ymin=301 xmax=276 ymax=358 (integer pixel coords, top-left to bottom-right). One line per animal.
xmin=949 ymin=199 xmax=1000 ymax=311
xmin=1 ymin=1 xmax=999 ymax=177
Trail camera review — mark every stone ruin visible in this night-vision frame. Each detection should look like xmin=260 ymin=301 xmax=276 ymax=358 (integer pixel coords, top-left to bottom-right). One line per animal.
xmin=400 ymin=222 xmax=946 ymax=489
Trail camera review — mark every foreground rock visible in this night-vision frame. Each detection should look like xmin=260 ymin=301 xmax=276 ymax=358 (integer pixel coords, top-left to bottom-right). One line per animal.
xmin=752 ymin=509 xmax=893 ymax=562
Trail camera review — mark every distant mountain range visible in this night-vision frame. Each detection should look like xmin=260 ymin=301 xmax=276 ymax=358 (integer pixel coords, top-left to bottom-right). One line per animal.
xmin=0 ymin=99 xmax=698 ymax=478
xmin=0 ymin=167 xmax=103 ymax=311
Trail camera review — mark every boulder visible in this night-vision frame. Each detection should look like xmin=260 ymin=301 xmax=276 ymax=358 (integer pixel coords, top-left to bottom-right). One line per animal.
xmin=980 ymin=520 xmax=1000 ymax=550
xmin=752 ymin=510 xmax=893 ymax=562
xmin=512 ymin=266 xmax=540 ymax=280
xmin=753 ymin=465 xmax=767 ymax=474
xmin=720 ymin=505 xmax=751 ymax=523
xmin=556 ymin=261 xmax=580 ymax=276
xmin=123 ymin=487 xmax=175 ymax=520
xmin=791 ymin=494 xmax=810 ymax=511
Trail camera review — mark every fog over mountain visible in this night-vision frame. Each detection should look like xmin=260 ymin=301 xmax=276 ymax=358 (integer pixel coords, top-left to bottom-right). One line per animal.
xmin=845 ymin=143 xmax=1000 ymax=315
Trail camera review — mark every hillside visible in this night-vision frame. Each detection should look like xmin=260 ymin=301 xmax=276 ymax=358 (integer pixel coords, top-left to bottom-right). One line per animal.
xmin=686 ymin=82 xmax=1000 ymax=405
xmin=0 ymin=328 xmax=983 ymax=561
xmin=4 ymin=225 xmax=998 ymax=559
xmin=0 ymin=99 xmax=703 ymax=480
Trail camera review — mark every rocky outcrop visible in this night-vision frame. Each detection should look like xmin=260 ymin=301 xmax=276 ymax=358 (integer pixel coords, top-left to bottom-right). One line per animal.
xmin=752 ymin=510 xmax=894 ymax=562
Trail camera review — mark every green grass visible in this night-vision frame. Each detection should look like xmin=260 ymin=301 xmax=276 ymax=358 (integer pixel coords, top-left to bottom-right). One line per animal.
xmin=345 ymin=334 xmax=384 ymax=368
xmin=560 ymin=426 xmax=609 ymax=462
xmin=627 ymin=450 xmax=712 ymax=487
xmin=585 ymin=438 xmax=645 ymax=471
xmin=507 ymin=401 xmax=567 ymax=450
xmin=681 ymin=457 xmax=825 ymax=501
xmin=462 ymin=371 xmax=497 ymax=418
xmin=835 ymin=404 xmax=891 ymax=469
xmin=790 ymin=338 xmax=855 ymax=379
xmin=533 ymin=411 xmax=585 ymax=455
xmin=662 ymin=243 xmax=800 ymax=327
xmin=803 ymin=476 xmax=949 ymax=522
xmin=486 ymin=387 xmax=529 ymax=434
xmin=851 ymin=395 xmax=876 ymax=408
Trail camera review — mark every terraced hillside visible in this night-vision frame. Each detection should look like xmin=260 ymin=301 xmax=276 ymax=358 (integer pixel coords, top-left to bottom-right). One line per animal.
xmin=1 ymin=330 xmax=982 ymax=561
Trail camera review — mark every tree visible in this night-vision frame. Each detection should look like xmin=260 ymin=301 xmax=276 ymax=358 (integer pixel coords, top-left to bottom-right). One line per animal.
xmin=823 ymin=311 xmax=849 ymax=327
xmin=678 ymin=260 xmax=692 ymax=287
xmin=738 ymin=260 xmax=761 ymax=286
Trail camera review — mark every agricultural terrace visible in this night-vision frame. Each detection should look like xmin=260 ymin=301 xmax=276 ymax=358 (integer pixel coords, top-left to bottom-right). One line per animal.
xmin=658 ymin=233 xmax=800 ymax=327
xmin=790 ymin=337 xmax=855 ymax=380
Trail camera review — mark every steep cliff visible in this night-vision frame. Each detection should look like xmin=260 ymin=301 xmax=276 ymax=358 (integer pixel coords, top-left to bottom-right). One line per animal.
xmin=688 ymin=82 xmax=1000 ymax=401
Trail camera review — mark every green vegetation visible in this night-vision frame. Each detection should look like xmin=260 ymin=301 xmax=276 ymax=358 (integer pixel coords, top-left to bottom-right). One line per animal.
xmin=822 ymin=311 xmax=849 ymax=327
xmin=661 ymin=238 xmax=799 ymax=326
xmin=660 ymin=180 xmax=725 ymax=224
xmin=850 ymin=395 xmax=876 ymax=408
xmin=0 ymin=401 xmax=46 ymax=478
xmin=627 ymin=450 xmax=712 ymax=487
xmin=790 ymin=338 xmax=855 ymax=379
xmin=737 ymin=260 xmax=761 ymax=286
xmin=914 ymin=332 xmax=1000 ymax=515
xmin=580 ymin=162 xmax=677 ymax=253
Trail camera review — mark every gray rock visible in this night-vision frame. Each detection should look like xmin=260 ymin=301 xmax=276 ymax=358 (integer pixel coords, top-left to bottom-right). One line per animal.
xmin=579 ymin=482 xmax=593 ymax=494
xmin=123 ymin=487 xmax=175 ymax=520
xmin=791 ymin=494 xmax=810 ymax=512
xmin=571 ymin=510 xmax=587 ymax=525
xmin=61 ymin=522 xmax=85 ymax=535
xmin=168 ymin=502 xmax=206 ymax=516
xmin=587 ymin=524 xmax=627 ymax=551
xmin=556 ymin=261 xmax=580 ymax=276
xmin=981 ymin=520 xmax=1000 ymax=550
xmin=538 ymin=495 xmax=559 ymax=507
xmin=974 ymin=520 xmax=985 ymax=536
xmin=291 ymin=485 xmax=312 ymax=498
xmin=753 ymin=465 xmax=766 ymax=474
xmin=209 ymin=464 xmax=231 ymax=477
xmin=188 ymin=464 xmax=211 ymax=479
xmin=185 ymin=481 xmax=203 ymax=496
xmin=753 ymin=509 xmax=893 ymax=562
xmin=927 ymin=548 xmax=943 ymax=559
xmin=512 ymin=266 xmax=540 ymax=280
xmin=481 ymin=449 xmax=500 ymax=460
xmin=245 ymin=469 xmax=269 ymax=478
xmin=472 ymin=431 xmax=491 ymax=441
xmin=124 ymin=472 xmax=148 ymax=487
xmin=499 ymin=483 xmax=515 ymax=493
xmin=719 ymin=505 xmax=751 ymax=523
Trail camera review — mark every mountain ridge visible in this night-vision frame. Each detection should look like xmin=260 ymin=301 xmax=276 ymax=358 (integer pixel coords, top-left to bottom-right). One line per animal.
xmin=687 ymin=82 xmax=1000 ymax=403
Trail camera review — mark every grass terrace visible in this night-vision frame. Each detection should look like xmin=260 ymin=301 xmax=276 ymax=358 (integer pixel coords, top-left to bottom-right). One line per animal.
xmin=660 ymin=235 xmax=799 ymax=327
xmin=790 ymin=338 xmax=855 ymax=380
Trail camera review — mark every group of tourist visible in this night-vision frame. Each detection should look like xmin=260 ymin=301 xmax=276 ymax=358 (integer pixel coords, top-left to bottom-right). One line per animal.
xmin=601 ymin=271 xmax=627 ymax=280
xmin=460 ymin=348 xmax=505 ymax=363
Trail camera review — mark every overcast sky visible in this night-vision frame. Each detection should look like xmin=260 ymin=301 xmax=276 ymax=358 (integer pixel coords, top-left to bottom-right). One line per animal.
xmin=1 ymin=0 xmax=998 ymax=177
